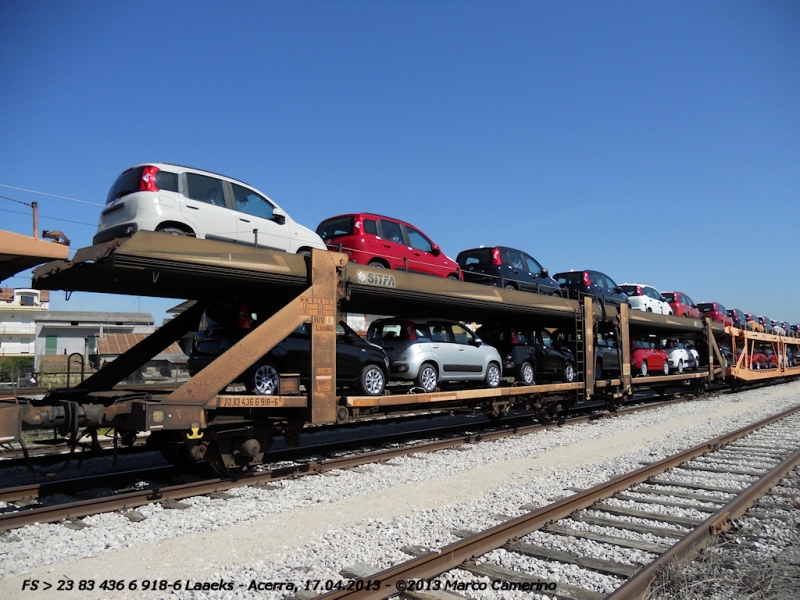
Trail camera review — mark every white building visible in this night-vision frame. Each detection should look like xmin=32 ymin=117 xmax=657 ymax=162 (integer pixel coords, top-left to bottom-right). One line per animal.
xmin=34 ymin=311 xmax=155 ymax=369
xmin=0 ymin=288 xmax=50 ymax=357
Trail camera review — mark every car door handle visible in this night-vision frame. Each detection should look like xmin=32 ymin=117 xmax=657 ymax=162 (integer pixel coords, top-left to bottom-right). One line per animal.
xmin=431 ymin=345 xmax=440 ymax=349
xmin=239 ymin=218 xmax=250 ymax=223
xmin=384 ymin=244 xmax=392 ymax=249
xmin=458 ymin=348 xmax=466 ymax=352
xmin=186 ymin=205 xmax=200 ymax=210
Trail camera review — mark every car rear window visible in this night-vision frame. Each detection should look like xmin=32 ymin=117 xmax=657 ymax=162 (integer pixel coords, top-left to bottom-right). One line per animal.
xmin=106 ymin=167 xmax=144 ymax=204
xmin=317 ymin=217 xmax=354 ymax=240
xmin=367 ymin=321 xmax=426 ymax=342
xmin=555 ymin=272 xmax=582 ymax=285
xmin=457 ymin=249 xmax=492 ymax=267
xmin=619 ymin=285 xmax=640 ymax=297
xmin=662 ymin=292 xmax=675 ymax=302
xmin=697 ymin=303 xmax=714 ymax=312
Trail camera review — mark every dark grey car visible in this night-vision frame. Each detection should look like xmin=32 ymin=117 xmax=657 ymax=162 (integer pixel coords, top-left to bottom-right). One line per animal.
xmin=456 ymin=246 xmax=562 ymax=295
xmin=552 ymin=270 xmax=629 ymax=307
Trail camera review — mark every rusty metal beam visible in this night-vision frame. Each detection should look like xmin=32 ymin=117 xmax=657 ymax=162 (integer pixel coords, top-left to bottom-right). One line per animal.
xmin=619 ymin=303 xmax=632 ymax=394
xmin=70 ymin=300 xmax=207 ymax=394
xmin=166 ymin=250 xmax=346 ymax=410
xmin=584 ymin=297 xmax=595 ymax=397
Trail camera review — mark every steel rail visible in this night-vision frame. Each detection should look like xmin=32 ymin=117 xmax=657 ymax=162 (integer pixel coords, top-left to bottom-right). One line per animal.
xmin=607 ymin=445 xmax=800 ymax=599
xmin=0 ymin=395 xmax=692 ymax=531
xmin=310 ymin=403 xmax=800 ymax=600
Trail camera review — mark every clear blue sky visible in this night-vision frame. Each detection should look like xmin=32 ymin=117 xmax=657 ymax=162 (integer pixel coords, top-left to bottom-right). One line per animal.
xmin=1 ymin=1 xmax=798 ymax=323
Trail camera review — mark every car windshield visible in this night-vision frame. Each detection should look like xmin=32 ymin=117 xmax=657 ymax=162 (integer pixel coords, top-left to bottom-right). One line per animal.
xmin=317 ymin=216 xmax=354 ymax=240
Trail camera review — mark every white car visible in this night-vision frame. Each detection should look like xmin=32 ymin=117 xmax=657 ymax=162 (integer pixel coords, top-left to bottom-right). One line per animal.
xmin=94 ymin=163 xmax=326 ymax=254
xmin=619 ymin=283 xmax=673 ymax=314
xmin=661 ymin=338 xmax=699 ymax=373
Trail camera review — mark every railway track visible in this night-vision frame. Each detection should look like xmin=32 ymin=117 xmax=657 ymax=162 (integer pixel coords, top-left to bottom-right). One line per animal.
xmin=0 ymin=392 xmax=698 ymax=532
xmin=305 ymin=404 xmax=800 ymax=600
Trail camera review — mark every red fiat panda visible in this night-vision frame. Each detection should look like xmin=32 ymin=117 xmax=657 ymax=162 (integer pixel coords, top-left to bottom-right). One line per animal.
xmin=316 ymin=213 xmax=461 ymax=279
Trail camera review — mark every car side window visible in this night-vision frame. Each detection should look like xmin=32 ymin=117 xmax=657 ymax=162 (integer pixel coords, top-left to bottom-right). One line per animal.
xmin=605 ymin=275 xmax=618 ymax=290
xmin=506 ymin=250 xmax=525 ymax=270
xmin=428 ymin=322 xmax=449 ymax=342
xmin=406 ymin=227 xmax=433 ymax=253
xmin=232 ymin=183 xmax=275 ymax=220
xmin=522 ymin=253 xmax=543 ymax=275
xmin=589 ymin=272 xmax=602 ymax=287
xmin=186 ymin=173 xmax=226 ymax=207
xmin=379 ymin=220 xmax=404 ymax=244
xmin=450 ymin=324 xmax=472 ymax=345
xmin=363 ymin=219 xmax=377 ymax=235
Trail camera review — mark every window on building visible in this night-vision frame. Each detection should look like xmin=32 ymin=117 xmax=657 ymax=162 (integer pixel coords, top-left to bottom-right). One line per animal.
xmin=45 ymin=336 xmax=57 ymax=355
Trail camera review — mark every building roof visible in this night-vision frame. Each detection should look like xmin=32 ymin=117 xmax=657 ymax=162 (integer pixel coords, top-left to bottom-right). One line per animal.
xmin=36 ymin=311 xmax=154 ymax=324
xmin=98 ymin=333 xmax=182 ymax=356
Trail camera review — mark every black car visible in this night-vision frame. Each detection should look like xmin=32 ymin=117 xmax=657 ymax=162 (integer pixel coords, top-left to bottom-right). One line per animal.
xmin=727 ymin=308 xmax=746 ymax=329
xmin=188 ymin=301 xmax=389 ymax=396
xmin=594 ymin=332 xmax=622 ymax=379
xmin=456 ymin=246 xmax=562 ymax=295
xmin=475 ymin=325 xmax=575 ymax=384
xmin=552 ymin=270 xmax=629 ymax=307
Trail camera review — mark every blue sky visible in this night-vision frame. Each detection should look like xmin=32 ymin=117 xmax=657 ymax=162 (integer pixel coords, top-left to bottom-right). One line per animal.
xmin=1 ymin=1 xmax=798 ymax=323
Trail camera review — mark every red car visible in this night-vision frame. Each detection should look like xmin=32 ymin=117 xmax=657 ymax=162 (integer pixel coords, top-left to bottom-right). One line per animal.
xmin=661 ymin=291 xmax=701 ymax=319
xmin=316 ymin=213 xmax=461 ymax=279
xmin=751 ymin=350 xmax=767 ymax=370
xmin=631 ymin=340 xmax=670 ymax=376
xmin=696 ymin=302 xmax=734 ymax=327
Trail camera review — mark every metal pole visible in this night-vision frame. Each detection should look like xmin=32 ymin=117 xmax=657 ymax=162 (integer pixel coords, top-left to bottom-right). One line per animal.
xmin=32 ymin=202 xmax=38 ymax=239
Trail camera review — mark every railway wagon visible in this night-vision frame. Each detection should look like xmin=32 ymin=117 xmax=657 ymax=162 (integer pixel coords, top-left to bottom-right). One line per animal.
xmin=1 ymin=232 xmax=798 ymax=475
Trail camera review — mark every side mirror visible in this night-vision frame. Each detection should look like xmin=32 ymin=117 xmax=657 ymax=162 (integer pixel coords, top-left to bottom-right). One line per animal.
xmin=273 ymin=208 xmax=287 ymax=225
xmin=540 ymin=268 xmax=548 ymax=277
xmin=431 ymin=244 xmax=441 ymax=256
xmin=614 ymin=287 xmax=622 ymax=294
xmin=472 ymin=337 xmax=482 ymax=347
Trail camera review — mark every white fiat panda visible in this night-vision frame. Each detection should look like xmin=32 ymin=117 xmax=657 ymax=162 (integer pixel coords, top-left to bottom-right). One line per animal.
xmin=93 ymin=163 xmax=326 ymax=254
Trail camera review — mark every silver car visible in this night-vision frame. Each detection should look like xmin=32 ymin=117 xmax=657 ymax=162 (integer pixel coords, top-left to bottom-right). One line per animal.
xmin=367 ymin=318 xmax=503 ymax=393
xmin=661 ymin=338 xmax=700 ymax=373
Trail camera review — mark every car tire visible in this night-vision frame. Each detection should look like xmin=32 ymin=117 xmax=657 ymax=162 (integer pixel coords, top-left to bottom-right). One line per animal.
xmin=157 ymin=226 xmax=188 ymax=236
xmin=484 ymin=362 xmax=501 ymax=388
xmin=563 ymin=362 xmax=575 ymax=383
xmin=663 ymin=360 xmax=670 ymax=375
xmin=646 ymin=307 xmax=652 ymax=312
xmin=677 ymin=359 xmax=684 ymax=374
xmin=504 ymin=284 xmax=516 ymax=290
xmin=639 ymin=361 xmax=648 ymax=377
xmin=359 ymin=364 xmax=385 ymax=396
xmin=245 ymin=360 xmax=280 ymax=395
xmin=595 ymin=359 xmax=603 ymax=380
xmin=447 ymin=274 xmax=459 ymax=280
xmin=368 ymin=261 xmax=385 ymax=268
xmin=518 ymin=361 xmax=535 ymax=385
xmin=415 ymin=363 xmax=438 ymax=393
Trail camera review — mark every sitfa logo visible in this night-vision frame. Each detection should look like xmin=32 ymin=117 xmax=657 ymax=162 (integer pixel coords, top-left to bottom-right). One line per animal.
xmin=357 ymin=270 xmax=396 ymax=288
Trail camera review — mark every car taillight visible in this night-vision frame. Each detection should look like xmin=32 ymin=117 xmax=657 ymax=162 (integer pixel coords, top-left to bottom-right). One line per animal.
xmin=492 ymin=248 xmax=503 ymax=266
xmin=404 ymin=321 xmax=417 ymax=341
xmin=237 ymin=304 xmax=251 ymax=329
xmin=140 ymin=166 xmax=161 ymax=192
xmin=582 ymin=272 xmax=591 ymax=286
xmin=509 ymin=328 xmax=519 ymax=344
xmin=635 ymin=286 xmax=642 ymax=296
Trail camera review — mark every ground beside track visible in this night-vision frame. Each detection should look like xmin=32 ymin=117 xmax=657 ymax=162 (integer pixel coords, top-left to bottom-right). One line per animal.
xmin=2 ymin=381 xmax=800 ymax=599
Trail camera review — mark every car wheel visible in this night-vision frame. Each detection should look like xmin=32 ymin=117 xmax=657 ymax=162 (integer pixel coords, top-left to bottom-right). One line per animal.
xmin=447 ymin=274 xmax=459 ymax=280
xmin=595 ymin=359 xmax=603 ymax=380
xmin=415 ymin=363 xmax=438 ymax=393
xmin=663 ymin=360 xmax=670 ymax=375
xmin=157 ymin=226 xmax=187 ymax=235
xmin=359 ymin=364 xmax=385 ymax=396
xmin=677 ymin=359 xmax=684 ymax=374
xmin=639 ymin=361 xmax=648 ymax=377
xmin=517 ymin=361 xmax=535 ymax=385
xmin=246 ymin=360 xmax=280 ymax=395
xmin=368 ymin=261 xmax=385 ymax=268
xmin=484 ymin=363 xmax=501 ymax=388
xmin=563 ymin=362 xmax=575 ymax=383
xmin=504 ymin=284 xmax=516 ymax=290
xmin=646 ymin=307 xmax=652 ymax=312
xmin=296 ymin=249 xmax=311 ymax=257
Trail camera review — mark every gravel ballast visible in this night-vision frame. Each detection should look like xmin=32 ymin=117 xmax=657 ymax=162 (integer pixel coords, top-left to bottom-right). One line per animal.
xmin=1 ymin=381 xmax=799 ymax=599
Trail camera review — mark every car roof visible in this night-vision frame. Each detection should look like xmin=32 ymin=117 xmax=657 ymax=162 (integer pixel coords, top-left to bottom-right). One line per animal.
xmin=130 ymin=163 xmax=258 ymax=190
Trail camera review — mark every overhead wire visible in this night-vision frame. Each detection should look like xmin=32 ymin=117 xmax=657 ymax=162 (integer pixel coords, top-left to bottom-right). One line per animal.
xmin=0 ymin=183 xmax=104 ymax=207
